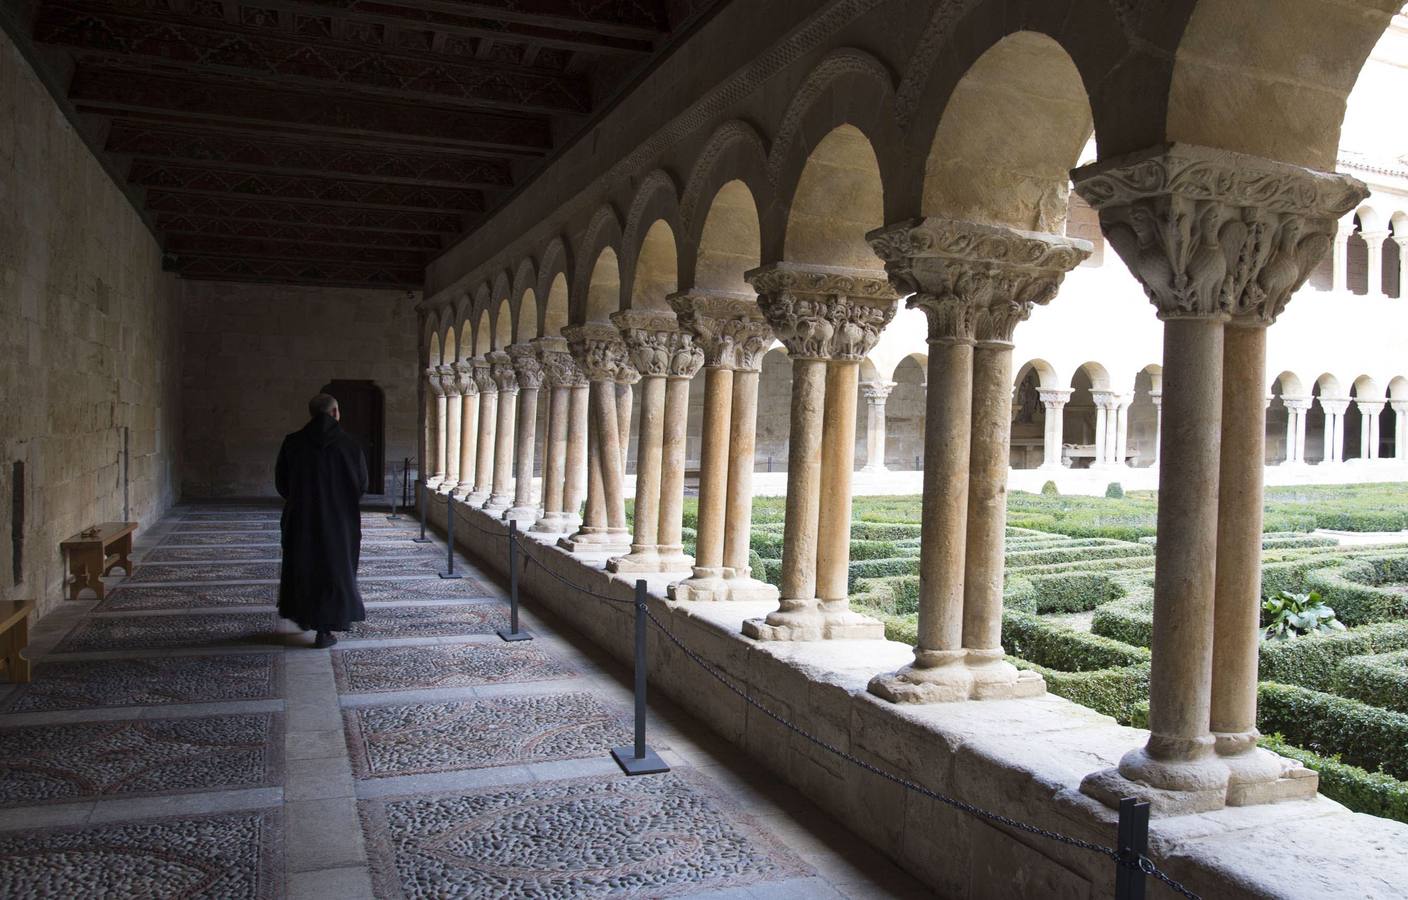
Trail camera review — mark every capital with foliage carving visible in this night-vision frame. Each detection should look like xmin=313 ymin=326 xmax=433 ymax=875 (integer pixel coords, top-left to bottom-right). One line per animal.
xmin=861 ymin=381 xmax=896 ymax=403
xmin=744 ymin=263 xmax=896 ymax=361
xmin=668 ymin=290 xmax=774 ymax=371
xmin=563 ymin=323 xmax=632 ymax=383
xmin=453 ymin=361 xmax=477 ymax=397
xmin=506 ymin=343 xmax=544 ymax=391
xmin=471 ymin=357 xmax=496 ymax=394
xmin=425 ymin=366 xmax=447 ymax=398
xmin=611 ymin=310 xmax=683 ymax=378
xmin=488 ymin=350 xmax=518 ymax=394
xmin=1073 ymin=143 xmax=1366 ymax=324
xmin=867 ymin=217 xmax=1090 ymax=345
xmin=534 ymin=336 xmax=584 ymax=388
xmin=435 ymin=364 xmax=459 ymax=396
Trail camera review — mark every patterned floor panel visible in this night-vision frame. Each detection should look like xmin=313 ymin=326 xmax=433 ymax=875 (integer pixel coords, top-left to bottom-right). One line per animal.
xmin=332 ymin=643 xmax=572 ymax=694
xmin=358 ymin=578 xmax=495 ymax=603
xmin=95 ymin=584 xmax=277 ymax=612
xmin=346 ymin=603 xmax=509 ymax=640
xmin=360 ymin=773 xmax=810 ymax=899
xmin=0 ymin=810 xmax=282 ymax=899
xmin=1 ymin=654 xmax=280 ymax=713
xmin=125 ymin=562 xmax=282 ymax=584
xmin=53 ymin=613 xmax=280 ymax=653
xmin=344 ymin=693 xmax=630 ymax=778
xmin=0 ymin=713 xmax=282 ymax=807
xmin=142 ymin=543 xmax=440 ymax=563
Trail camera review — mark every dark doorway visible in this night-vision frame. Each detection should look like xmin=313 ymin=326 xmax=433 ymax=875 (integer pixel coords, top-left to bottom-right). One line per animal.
xmin=321 ymin=379 xmax=385 ymax=495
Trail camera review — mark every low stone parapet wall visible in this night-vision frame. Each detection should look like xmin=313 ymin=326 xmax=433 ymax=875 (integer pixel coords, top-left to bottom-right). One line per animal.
xmin=427 ymin=493 xmax=1408 ymax=899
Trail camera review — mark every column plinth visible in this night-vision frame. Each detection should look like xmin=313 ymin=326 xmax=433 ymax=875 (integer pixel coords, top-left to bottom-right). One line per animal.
xmin=1072 ymin=143 xmax=1364 ymax=814
xmin=505 ymin=344 xmax=544 ymax=522
xmin=467 ymin=359 xmax=497 ymax=506
xmin=740 ymin=264 xmax=895 ymax=641
xmin=866 ymin=217 xmax=1087 ymax=702
xmin=484 ymin=351 xmax=518 ymax=512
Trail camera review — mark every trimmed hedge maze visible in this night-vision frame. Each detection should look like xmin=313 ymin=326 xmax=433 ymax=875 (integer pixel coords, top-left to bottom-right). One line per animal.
xmin=705 ymin=484 xmax=1408 ymax=825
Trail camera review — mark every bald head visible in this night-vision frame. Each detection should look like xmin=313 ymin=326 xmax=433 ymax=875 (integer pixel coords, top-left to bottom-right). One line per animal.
xmin=309 ymin=394 xmax=340 ymax=420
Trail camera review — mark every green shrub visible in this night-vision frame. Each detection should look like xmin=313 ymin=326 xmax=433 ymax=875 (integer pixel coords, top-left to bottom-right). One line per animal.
xmin=1015 ymin=572 xmax=1126 ymax=614
xmin=1041 ymin=480 xmax=1059 ymax=496
xmin=1010 ymin=659 xmax=1150 ymax=725
xmin=1305 ymin=562 xmax=1408 ymax=626
xmin=1260 ymin=734 xmax=1408 ymax=825
xmin=1002 ymin=611 xmax=1149 ymax=671
xmin=1091 ymin=594 xmax=1156 ymax=648
xmin=1332 ymin=650 xmax=1408 ymax=713
xmin=1257 ymin=681 xmax=1408 ymax=780
xmin=1105 ymin=482 xmax=1124 ymax=499
xmin=1258 ymin=621 xmax=1408 ymax=691
xmin=1260 ymin=589 xmax=1346 ymax=641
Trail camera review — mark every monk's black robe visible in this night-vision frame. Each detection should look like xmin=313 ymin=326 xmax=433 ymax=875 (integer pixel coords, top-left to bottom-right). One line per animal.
xmin=275 ymin=413 xmax=368 ymax=632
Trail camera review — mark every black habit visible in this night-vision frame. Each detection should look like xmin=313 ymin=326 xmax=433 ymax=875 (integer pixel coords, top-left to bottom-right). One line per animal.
xmin=275 ymin=413 xmax=368 ymax=632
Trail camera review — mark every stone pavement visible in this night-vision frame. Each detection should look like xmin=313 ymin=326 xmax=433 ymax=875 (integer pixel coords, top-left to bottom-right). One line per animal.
xmin=0 ymin=503 xmax=930 ymax=899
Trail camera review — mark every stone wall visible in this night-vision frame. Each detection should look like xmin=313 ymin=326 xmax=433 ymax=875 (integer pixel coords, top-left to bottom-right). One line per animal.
xmin=178 ymin=281 xmax=420 ymax=499
xmin=0 ymin=30 xmax=181 ymax=618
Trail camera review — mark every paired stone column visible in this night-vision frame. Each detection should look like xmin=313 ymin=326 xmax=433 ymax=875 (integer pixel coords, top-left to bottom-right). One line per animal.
xmin=560 ymin=323 xmax=634 ymax=554
xmin=1281 ymin=397 xmax=1311 ymax=465
xmin=1319 ymin=397 xmax=1349 ymax=463
xmin=531 ymin=338 xmax=577 ymax=532
xmin=866 ymin=217 xmax=1087 ymax=702
xmin=1332 ymin=221 xmax=1353 ymax=293
xmin=453 ymin=362 xmax=479 ymax=496
xmin=1072 ymin=143 xmax=1364 ymax=813
xmin=441 ymin=365 xmax=464 ymax=493
xmin=1038 ymin=388 xmax=1070 ymax=469
xmin=1358 ymin=398 xmax=1385 ymax=460
xmin=741 ymin=263 xmax=896 ymax=641
xmin=1089 ymin=390 xmax=1114 ymax=467
xmin=1394 ymin=401 xmax=1408 ymax=461
xmin=1113 ymin=395 xmax=1131 ymax=467
xmin=1363 ymin=230 xmax=1390 ymax=297
xmin=467 ymin=359 xmax=497 ymax=506
xmin=668 ymin=291 xmax=778 ymax=603
xmin=485 ymin=351 xmax=520 ymax=512
xmin=506 ymin=344 xmax=544 ymax=522
xmin=860 ymin=382 xmax=896 ymax=472
xmin=424 ymin=367 xmax=446 ymax=489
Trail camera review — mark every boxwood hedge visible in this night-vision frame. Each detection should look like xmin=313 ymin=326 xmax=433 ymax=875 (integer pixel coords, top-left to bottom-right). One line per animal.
xmin=1332 ymin=650 xmax=1408 ymax=714
xmin=1258 ymin=681 xmax=1408 ymax=781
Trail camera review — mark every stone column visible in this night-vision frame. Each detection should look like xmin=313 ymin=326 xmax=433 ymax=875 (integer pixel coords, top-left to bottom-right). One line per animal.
xmin=1360 ymin=399 xmax=1385 ymax=460
xmin=453 ymin=362 xmax=479 ymax=496
xmin=468 ymin=359 xmax=497 ymax=506
xmin=608 ymin=312 xmax=678 ymax=573
xmin=506 ymin=344 xmax=544 ymax=522
xmin=1113 ymin=395 xmax=1132 ymax=467
xmin=560 ymin=323 xmax=633 ymax=553
xmin=1394 ymin=401 xmax=1408 ymax=461
xmin=1320 ymin=398 xmax=1349 ymax=463
xmin=860 ymin=382 xmax=896 ymax=472
xmin=1363 ymin=230 xmax=1390 ymax=297
xmin=531 ymin=338 xmax=574 ymax=532
xmin=658 ymin=334 xmax=704 ymax=572
xmin=1333 ymin=221 xmax=1352 ymax=293
xmin=1090 ymin=390 xmax=1112 ymax=467
xmin=425 ymin=367 xmax=446 ymax=488
xmin=441 ymin=365 xmax=464 ymax=493
xmin=1038 ymin=388 xmax=1071 ymax=469
xmin=1281 ymin=397 xmax=1311 ymax=465
xmin=669 ymin=292 xmax=780 ymax=602
xmin=1396 ymin=237 xmax=1408 ymax=299
xmin=564 ymin=380 xmax=590 ymax=529
xmin=1150 ymin=390 xmax=1163 ymax=466
xmin=866 ymin=217 xmax=1087 ymax=703
xmin=1073 ymin=143 xmax=1363 ymax=812
xmin=484 ymin=351 xmax=519 ymax=512
xmin=742 ymin=263 xmax=896 ymax=641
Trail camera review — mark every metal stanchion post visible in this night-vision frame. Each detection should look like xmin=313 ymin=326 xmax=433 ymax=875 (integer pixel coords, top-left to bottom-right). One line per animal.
xmin=612 ymin=579 xmax=669 ymax=776
xmin=439 ymin=491 xmax=463 ymax=580
xmin=1115 ymin=797 xmax=1150 ymax=900
xmin=402 ymin=457 xmax=411 ymax=510
xmin=386 ymin=461 xmax=402 ymax=520
xmin=413 ymin=480 xmax=431 ymax=543
xmin=498 ymin=520 xmax=532 ymax=642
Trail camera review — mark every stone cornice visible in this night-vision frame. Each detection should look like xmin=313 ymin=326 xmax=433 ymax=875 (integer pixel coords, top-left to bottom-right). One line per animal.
xmin=745 ymin=263 xmax=896 ymax=361
xmin=668 ymin=289 xmax=774 ymax=371
xmin=507 ymin=343 xmax=544 ymax=390
xmin=867 ymin=218 xmax=1090 ymax=345
xmin=1072 ymin=143 xmax=1368 ymax=324
xmin=563 ymin=322 xmax=634 ymax=383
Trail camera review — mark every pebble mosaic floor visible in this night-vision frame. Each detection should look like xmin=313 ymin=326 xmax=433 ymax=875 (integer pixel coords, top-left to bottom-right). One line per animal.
xmin=0 ymin=502 xmax=928 ymax=899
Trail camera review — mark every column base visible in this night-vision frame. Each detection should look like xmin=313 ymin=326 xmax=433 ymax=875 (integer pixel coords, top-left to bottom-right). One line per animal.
xmin=529 ymin=512 xmax=568 ymax=534
xmin=558 ymin=529 xmax=631 ymax=555
xmin=722 ymin=567 xmax=780 ymax=603
xmin=742 ymin=603 xmax=884 ymax=641
xmin=1217 ymin=731 xmax=1320 ymax=806
xmin=503 ymin=505 xmax=538 ymax=524
xmin=966 ymin=650 xmax=1047 ymax=700
xmin=1080 ymin=765 xmax=1229 ymax=817
xmin=465 ymin=490 xmax=491 ymax=507
xmin=450 ymin=481 xmax=476 ymax=499
xmin=437 ymin=481 xmax=458 ymax=495
xmin=607 ymin=547 xmax=662 ymax=573
xmin=868 ymin=649 xmax=972 ymax=703
xmin=669 ymin=567 xmax=730 ymax=602
xmin=484 ymin=492 xmax=513 ymax=512
xmin=426 ymin=477 xmax=445 ymax=490
xmin=654 ymin=546 xmax=694 ymax=574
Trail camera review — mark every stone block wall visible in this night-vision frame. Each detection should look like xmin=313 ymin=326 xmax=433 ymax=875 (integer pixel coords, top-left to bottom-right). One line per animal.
xmin=178 ymin=282 xmax=420 ymax=499
xmin=0 ymin=30 xmax=182 ymax=617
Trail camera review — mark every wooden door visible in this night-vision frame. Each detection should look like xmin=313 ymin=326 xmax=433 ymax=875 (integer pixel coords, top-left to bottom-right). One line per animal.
xmin=321 ymin=379 xmax=385 ymax=494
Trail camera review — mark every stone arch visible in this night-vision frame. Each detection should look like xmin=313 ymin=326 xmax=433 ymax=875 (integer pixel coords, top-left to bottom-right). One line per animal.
xmin=572 ymin=206 xmax=624 ymax=323
xmin=543 ymin=273 xmax=569 ymax=338
xmin=474 ymin=308 xmax=491 ymax=356
xmin=920 ymin=31 xmax=1093 ymax=232
xmin=888 ymin=353 xmax=927 ymax=470
xmin=1315 ymin=373 xmax=1344 ymax=398
xmin=766 ymin=50 xmax=904 ymax=263
xmin=1271 ymin=370 xmax=1305 ymax=398
xmin=679 ymin=121 xmax=772 ymax=287
xmin=756 ymin=346 xmax=792 ymax=468
xmin=583 ymin=247 xmax=623 ymax=324
xmin=780 ymin=124 xmax=887 ymax=270
xmin=493 ymin=297 xmax=514 ymax=350
xmin=1389 ymin=376 xmax=1408 ymax=402
xmin=1128 ymin=364 xmax=1163 ymax=468
xmin=1062 ymin=361 xmax=1110 ymax=467
xmin=692 ymin=179 xmax=763 ymax=295
xmin=1166 ymin=0 xmax=1400 ymax=170
xmin=443 ymin=326 xmax=458 ymax=367
xmin=859 ymin=358 xmax=881 ymax=383
xmin=510 ymin=258 xmax=538 ymax=337
xmin=627 ymin=218 xmax=680 ymax=312
xmin=536 ymin=237 xmax=573 ymax=330
xmin=427 ymin=331 xmax=440 ymax=368
xmin=1014 ymin=358 xmax=1060 ymax=390
xmin=1266 ymin=370 xmax=1305 ymax=466
xmin=621 ymin=170 xmax=683 ymax=307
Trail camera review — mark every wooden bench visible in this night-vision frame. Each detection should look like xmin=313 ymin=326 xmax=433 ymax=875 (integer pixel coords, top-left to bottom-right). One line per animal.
xmin=0 ymin=601 xmax=32 ymax=683
xmin=61 ymin=522 xmax=138 ymax=602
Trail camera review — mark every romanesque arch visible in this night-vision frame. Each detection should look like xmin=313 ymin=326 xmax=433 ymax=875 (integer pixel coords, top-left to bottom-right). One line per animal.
xmin=679 ymin=121 xmax=771 ymax=289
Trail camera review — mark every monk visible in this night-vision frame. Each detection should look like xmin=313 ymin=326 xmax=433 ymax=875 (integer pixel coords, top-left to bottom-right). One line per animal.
xmin=275 ymin=393 xmax=368 ymax=648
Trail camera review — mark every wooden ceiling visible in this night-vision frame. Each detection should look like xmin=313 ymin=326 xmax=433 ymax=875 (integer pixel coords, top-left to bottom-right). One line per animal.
xmin=12 ymin=0 xmax=710 ymax=289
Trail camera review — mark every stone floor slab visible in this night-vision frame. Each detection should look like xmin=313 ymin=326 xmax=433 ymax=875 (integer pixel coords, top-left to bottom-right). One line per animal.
xmin=127 ymin=562 xmax=283 ymax=584
xmin=95 ymin=584 xmax=278 ymax=612
xmin=1 ymin=653 xmax=281 ymax=712
xmin=0 ymin=809 xmax=283 ymax=899
xmin=344 ymin=692 xmax=630 ymax=778
xmin=359 ymin=772 xmax=811 ymax=899
xmin=332 ymin=642 xmax=573 ymax=694
xmin=52 ymin=613 xmax=281 ymax=653
xmin=358 ymin=578 xmax=496 ymax=603
xmin=346 ymin=603 xmax=509 ymax=640
xmin=0 ymin=713 xmax=283 ymax=807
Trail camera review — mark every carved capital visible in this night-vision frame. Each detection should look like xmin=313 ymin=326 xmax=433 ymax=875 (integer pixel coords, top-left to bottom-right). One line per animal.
xmin=488 ymin=350 xmax=518 ymax=394
xmin=1280 ymin=396 xmax=1312 ymax=413
xmin=744 ymin=263 xmax=896 ymax=361
xmin=610 ymin=310 xmax=684 ymax=378
xmin=1038 ymin=387 xmax=1072 ymax=408
xmin=506 ymin=343 xmax=545 ymax=390
xmin=1318 ymin=397 xmax=1351 ymax=416
xmin=1356 ymin=398 xmax=1387 ymax=415
xmin=668 ymin=290 xmax=774 ymax=371
xmin=1073 ymin=143 xmax=1367 ymax=324
xmin=861 ymin=381 xmax=896 ymax=403
xmin=453 ymin=361 xmax=478 ymax=397
xmin=1391 ymin=400 xmax=1408 ymax=416
xmin=436 ymin=364 xmax=460 ymax=397
xmin=425 ymin=366 xmax=447 ymax=398
xmin=535 ymin=336 xmax=584 ymax=388
xmin=563 ymin=323 xmax=632 ymax=383
xmin=868 ymin=217 xmax=1090 ymax=344
xmin=471 ymin=358 xmax=497 ymax=394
